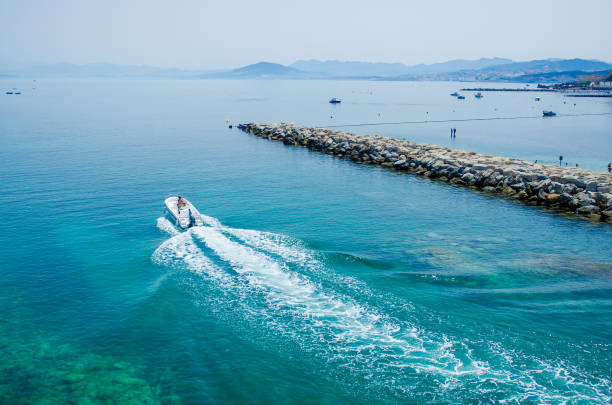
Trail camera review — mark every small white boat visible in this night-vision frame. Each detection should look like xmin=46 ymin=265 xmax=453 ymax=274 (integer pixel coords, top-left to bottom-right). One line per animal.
xmin=474 ymin=92 xmax=483 ymax=99
xmin=329 ymin=98 xmax=341 ymax=104
xmin=165 ymin=196 xmax=203 ymax=229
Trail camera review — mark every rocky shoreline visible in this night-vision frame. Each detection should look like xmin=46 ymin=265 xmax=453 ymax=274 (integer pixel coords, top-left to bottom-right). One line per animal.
xmin=238 ymin=123 xmax=612 ymax=223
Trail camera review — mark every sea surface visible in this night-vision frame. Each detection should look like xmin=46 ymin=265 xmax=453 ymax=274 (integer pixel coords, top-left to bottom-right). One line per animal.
xmin=1 ymin=79 xmax=611 ymax=404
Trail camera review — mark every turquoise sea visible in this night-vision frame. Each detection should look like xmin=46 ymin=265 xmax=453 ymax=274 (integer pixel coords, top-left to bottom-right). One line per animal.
xmin=1 ymin=79 xmax=611 ymax=404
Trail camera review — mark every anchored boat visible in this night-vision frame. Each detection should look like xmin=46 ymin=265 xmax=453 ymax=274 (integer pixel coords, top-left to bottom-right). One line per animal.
xmin=450 ymin=92 xmax=460 ymax=96
xmin=474 ymin=92 xmax=483 ymax=98
xmin=542 ymin=110 xmax=556 ymax=117
xmin=329 ymin=98 xmax=341 ymax=104
xmin=164 ymin=196 xmax=203 ymax=229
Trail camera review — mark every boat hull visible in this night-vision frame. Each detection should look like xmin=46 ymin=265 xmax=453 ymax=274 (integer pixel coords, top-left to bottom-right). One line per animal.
xmin=164 ymin=196 xmax=204 ymax=229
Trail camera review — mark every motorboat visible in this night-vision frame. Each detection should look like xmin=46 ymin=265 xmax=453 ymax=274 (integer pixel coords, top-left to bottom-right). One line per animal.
xmin=329 ymin=98 xmax=341 ymax=104
xmin=534 ymin=97 xmax=541 ymax=101
xmin=474 ymin=92 xmax=483 ymax=98
xmin=450 ymin=92 xmax=460 ymax=96
xmin=457 ymin=95 xmax=466 ymax=100
xmin=165 ymin=196 xmax=204 ymax=229
xmin=542 ymin=110 xmax=556 ymax=117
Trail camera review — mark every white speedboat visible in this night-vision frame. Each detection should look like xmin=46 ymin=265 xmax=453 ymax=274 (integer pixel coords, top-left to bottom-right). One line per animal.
xmin=164 ymin=196 xmax=204 ymax=229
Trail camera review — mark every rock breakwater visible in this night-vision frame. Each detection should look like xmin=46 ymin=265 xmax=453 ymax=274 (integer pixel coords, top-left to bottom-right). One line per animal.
xmin=238 ymin=123 xmax=612 ymax=223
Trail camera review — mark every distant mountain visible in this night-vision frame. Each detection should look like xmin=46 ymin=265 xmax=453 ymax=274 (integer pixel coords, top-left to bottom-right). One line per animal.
xmin=2 ymin=58 xmax=611 ymax=83
xmin=383 ymin=58 xmax=612 ymax=82
xmin=403 ymin=58 xmax=513 ymax=74
xmin=194 ymin=62 xmax=320 ymax=79
xmin=290 ymin=58 xmax=512 ymax=77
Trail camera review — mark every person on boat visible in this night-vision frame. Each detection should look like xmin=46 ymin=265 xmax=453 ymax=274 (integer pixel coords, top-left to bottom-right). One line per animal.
xmin=177 ymin=196 xmax=185 ymax=209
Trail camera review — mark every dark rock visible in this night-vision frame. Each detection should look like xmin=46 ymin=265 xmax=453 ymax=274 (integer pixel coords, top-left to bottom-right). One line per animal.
xmin=544 ymin=193 xmax=561 ymax=204
xmin=576 ymin=205 xmax=600 ymax=215
xmin=586 ymin=182 xmax=598 ymax=192
xmin=516 ymin=190 xmax=529 ymax=199
xmin=559 ymin=193 xmax=573 ymax=206
xmin=576 ymin=192 xmax=596 ymax=207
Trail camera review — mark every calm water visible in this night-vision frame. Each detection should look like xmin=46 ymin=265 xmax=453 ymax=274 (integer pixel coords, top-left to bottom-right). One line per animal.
xmin=1 ymin=79 xmax=611 ymax=404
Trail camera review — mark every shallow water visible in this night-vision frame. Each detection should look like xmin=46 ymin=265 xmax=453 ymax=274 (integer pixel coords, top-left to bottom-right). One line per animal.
xmin=1 ymin=79 xmax=611 ymax=403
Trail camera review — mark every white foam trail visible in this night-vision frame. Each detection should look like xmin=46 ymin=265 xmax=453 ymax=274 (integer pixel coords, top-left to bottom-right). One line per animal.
xmin=191 ymin=225 xmax=481 ymax=376
xmin=210 ymin=220 xmax=388 ymax=307
xmin=228 ymin=228 xmax=312 ymax=266
xmin=152 ymin=228 xmax=230 ymax=284
xmin=199 ymin=213 xmax=221 ymax=228
xmin=152 ymin=214 xmax=611 ymax=402
xmin=156 ymin=217 xmax=179 ymax=236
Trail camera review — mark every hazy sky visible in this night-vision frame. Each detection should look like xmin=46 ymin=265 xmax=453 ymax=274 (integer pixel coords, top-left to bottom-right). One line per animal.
xmin=1 ymin=0 xmax=611 ymax=69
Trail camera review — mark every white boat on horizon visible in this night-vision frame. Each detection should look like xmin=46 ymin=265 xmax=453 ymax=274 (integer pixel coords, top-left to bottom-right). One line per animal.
xmin=164 ymin=196 xmax=203 ymax=229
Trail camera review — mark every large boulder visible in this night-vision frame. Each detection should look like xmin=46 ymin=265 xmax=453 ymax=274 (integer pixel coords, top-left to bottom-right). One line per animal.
xmin=568 ymin=198 xmax=580 ymax=210
xmin=586 ymin=182 xmax=598 ymax=192
xmin=575 ymin=192 xmax=596 ymax=207
xmin=544 ymin=193 xmax=561 ymax=204
xmin=598 ymin=184 xmax=612 ymax=194
xmin=559 ymin=193 xmax=574 ymax=206
xmin=461 ymin=173 xmax=475 ymax=183
xmin=516 ymin=190 xmax=529 ymax=199
xmin=502 ymin=186 xmax=516 ymax=196
xmin=562 ymin=184 xmax=577 ymax=194
xmin=576 ymin=205 xmax=600 ymax=215
xmin=562 ymin=177 xmax=586 ymax=189
xmin=548 ymin=182 xmax=564 ymax=194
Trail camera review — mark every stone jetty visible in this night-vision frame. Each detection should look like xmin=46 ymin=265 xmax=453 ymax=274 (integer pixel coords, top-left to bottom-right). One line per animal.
xmin=238 ymin=123 xmax=612 ymax=223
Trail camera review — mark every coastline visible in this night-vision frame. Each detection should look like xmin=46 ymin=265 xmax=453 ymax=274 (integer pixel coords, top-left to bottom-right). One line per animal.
xmin=239 ymin=122 xmax=612 ymax=223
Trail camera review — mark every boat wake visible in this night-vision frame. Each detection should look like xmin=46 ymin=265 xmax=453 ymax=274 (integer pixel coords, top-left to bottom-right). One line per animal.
xmin=152 ymin=216 xmax=610 ymax=402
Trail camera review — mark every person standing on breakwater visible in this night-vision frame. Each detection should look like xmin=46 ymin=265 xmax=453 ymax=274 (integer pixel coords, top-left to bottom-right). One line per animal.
xmin=608 ymin=163 xmax=611 ymax=173
xmin=450 ymin=128 xmax=453 ymax=138
xmin=453 ymin=128 xmax=456 ymax=138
